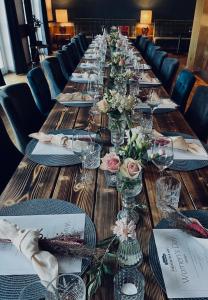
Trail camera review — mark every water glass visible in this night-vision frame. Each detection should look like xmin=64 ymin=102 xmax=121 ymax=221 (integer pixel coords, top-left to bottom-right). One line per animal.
xmin=104 ymin=170 xmax=117 ymax=187
xmin=156 ymin=176 xmax=181 ymax=216
xmin=151 ymin=137 xmax=174 ymax=173
xmin=83 ymin=143 xmax=101 ymax=169
xmin=140 ymin=113 xmax=153 ymax=135
xmin=114 ymin=268 xmax=145 ymax=300
xmin=47 ymin=274 xmax=86 ymax=300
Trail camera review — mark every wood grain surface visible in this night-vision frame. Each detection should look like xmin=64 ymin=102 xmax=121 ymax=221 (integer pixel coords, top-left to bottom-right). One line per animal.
xmin=0 ymin=44 xmax=208 ymax=300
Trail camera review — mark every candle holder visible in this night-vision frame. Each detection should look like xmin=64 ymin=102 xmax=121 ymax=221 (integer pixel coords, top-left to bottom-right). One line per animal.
xmin=114 ymin=267 xmax=145 ymax=299
xmin=117 ymin=237 xmax=143 ymax=268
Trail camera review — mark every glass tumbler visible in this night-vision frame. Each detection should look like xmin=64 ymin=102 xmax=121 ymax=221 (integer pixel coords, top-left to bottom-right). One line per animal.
xmin=83 ymin=143 xmax=101 ymax=169
xmin=114 ymin=268 xmax=145 ymax=300
xmin=156 ymin=176 xmax=181 ymax=216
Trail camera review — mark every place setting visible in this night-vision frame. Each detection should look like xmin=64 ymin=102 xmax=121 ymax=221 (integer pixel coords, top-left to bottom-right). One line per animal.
xmin=134 ymin=88 xmax=178 ymax=114
xmin=25 ymin=129 xmax=101 ymax=167
xmin=0 ymin=198 xmax=97 ymax=300
xmin=148 ymin=177 xmax=208 ymax=300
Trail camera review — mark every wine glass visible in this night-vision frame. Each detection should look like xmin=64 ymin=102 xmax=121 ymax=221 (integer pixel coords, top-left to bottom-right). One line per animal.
xmin=146 ymin=88 xmax=160 ymax=114
xmin=151 ymin=137 xmax=174 ymax=174
xmin=72 ymin=132 xmax=94 ymax=185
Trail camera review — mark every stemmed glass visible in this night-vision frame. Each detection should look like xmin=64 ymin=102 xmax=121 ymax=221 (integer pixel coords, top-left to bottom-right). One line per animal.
xmin=151 ymin=137 xmax=174 ymax=175
xmin=146 ymin=88 xmax=160 ymax=114
xmin=72 ymin=132 xmax=94 ymax=185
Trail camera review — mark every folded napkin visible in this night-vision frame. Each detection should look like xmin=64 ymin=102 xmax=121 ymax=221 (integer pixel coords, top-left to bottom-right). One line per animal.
xmin=29 ymin=132 xmax=73 ymax=148
xmin=79 ymin=63 xmax=97 ymax=69
xmin=57 ymin=92 xmax=93 ymax=103
xmin=135 ymin=98 xmax=177 ymax=110
xmin=139 ymin=64 xmax=151 ymax=70
xmin=71 ymin=72 xmax=98 ymax=83
xmin=84 ymin=54 xmax=98 ymax=60
xmin=0 ymin=219 xmax=58 ymax=286
xmin=153 ymin=130 xmax=208 ymax=157
xmin=29 ymin=132 xmax=95 ymax=156
xmin=138 ymin=73 xmax=160 ymax=85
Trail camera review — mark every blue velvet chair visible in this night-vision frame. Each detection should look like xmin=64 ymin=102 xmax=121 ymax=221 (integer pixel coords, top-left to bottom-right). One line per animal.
xmin=185 ymin=86 xmax=208 ymax=142
xmin=144 ymin=42 xmax=154 ymax=63
xmin=62 ymin=45 xmax=77 ymax=72
xmin=75 ymin=35 xmax=85 ymax=55
xmin=135 ymin=35 xmax=142 ymax=50
xmin=160 ymin=57 xmax=179 ymax=93
xmin=171 ymin=69 xmax=196 ymax=113
xmin=66 ymin=43 xmax=80 ymax=67
xmin=152 ymin=50 xmax=168 ymax=77
xmin=140 ymin=38 xmax=150 ymax=56
xmin=27 ymin=67 xmax=55 ymax=116
xmin=146 ymin=45 xmax=161 ymax=65
xmin=41 ymin=57 xmax=67 ymax=98
xmin=71 ymin=39 xmax=83 ymax=60
xmin=0 ymin=83 xmax=45 ymax=153
xmin=0 ymin=116 xmax=22 ymax=193
xmin=137 ymin=36 xmax=147 ymax=52
xmin=56 ymin=50 xmax=73 ymax=80
xmin=78 ymin=33 xmax=88 ymax=51
xmin=0 ymin=69 xmax=5 ymax=87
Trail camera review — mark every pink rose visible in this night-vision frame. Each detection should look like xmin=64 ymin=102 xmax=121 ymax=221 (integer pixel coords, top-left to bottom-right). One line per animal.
xmin=120 ymin=158 xmax=142 ymax=179
xmin=97 ymin=99 xmax=109 ymax=113
xmin=119 ymin=58 xmax=125 ymax=66
xmin=100 ymin=152 xmax=120 ymax=173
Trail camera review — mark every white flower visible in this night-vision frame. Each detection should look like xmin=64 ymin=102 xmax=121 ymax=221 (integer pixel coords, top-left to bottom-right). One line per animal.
xmin=112 ymin=217 xmax=136 ymax=241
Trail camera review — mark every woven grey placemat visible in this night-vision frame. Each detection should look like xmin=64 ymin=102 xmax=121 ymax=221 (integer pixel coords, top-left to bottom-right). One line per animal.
xmin=163 ymin=132 xmax=208 ymax=171
xmin=26 ymin=129 xmax=100 ymax=167
xmin=0 ymin=199 xmax=96 ymax=300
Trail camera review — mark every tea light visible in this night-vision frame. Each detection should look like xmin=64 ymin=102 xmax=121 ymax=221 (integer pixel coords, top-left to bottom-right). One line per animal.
xmin=121 ymin=283 xmax=137 ymax=295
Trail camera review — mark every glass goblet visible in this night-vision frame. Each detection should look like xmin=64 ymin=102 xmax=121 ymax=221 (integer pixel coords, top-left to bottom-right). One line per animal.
xmin=146 ymin=89 xmax=160 ymax=114
xmin=151 ymin=137 xmax=174 ymax=174
xmin=72 ymin=133 xmax=94 ymax=185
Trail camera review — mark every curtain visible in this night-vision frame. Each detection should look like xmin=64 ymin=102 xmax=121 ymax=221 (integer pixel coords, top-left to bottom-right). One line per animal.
xmin=40 ymin=0 xmax=52 ymax=54
xmin=4 ymin=0 xmax=28 ymax=74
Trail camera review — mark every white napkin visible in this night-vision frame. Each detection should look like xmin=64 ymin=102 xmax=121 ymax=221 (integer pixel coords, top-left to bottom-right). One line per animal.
xmin=79 ymin=63 xmax=97 ymax=69
xmin=70 ymin=72 xmax=98 ymax=83
xmin=0 ymin=219 xmax=58 ymax=287
xmin=57 ymin=92 xmax=93 ymax=103
xmin=153 ymin=130 xmax=208 ymax=160
xmin=135 ymin=98 xmax=177 ymax=110
xmin=29 ymin=132 xmax=96 ymax=155
xmin=84 ymin=54 xmax=98 ymax=60
xmin=139 ymin=64 xmax=151 ymax=70
xmin=138 ymin=73 xmax=160 ymax=85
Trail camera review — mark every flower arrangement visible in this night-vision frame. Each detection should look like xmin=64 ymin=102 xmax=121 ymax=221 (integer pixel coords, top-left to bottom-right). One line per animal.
xmin=96 ymin=89 xmax=135 ymax=115
xmin=107 ymin=28 xmax=120 ymax=48
xmin=110 ymin=52 xmax=126 ymax=67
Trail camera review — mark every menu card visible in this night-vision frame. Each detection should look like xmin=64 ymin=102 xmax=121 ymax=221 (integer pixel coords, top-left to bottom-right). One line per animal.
xmin=153 ymin=229 xmax=208 ymax=298
xmin=0 ymin=214 xmax=85 ymax=275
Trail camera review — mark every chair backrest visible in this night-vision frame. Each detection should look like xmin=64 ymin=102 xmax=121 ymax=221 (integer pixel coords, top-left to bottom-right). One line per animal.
xmin=185 ymin=86 xmax=208 ymax=142
xmin=144 ymin=42 xmax=154 ymax=62
xmin=148 ymin=46 xmax=161 ymax=65
xmin=140 ymin=38 xmax=150 ymax=55
xmin=41 ymin=57 xmax=67 ymax=98
xmin=78 ymin=33 xmax=88 ymax=50
xmin=27 ymin=67 xmax=54 ymax=116
xmin=67 ymin=42 xmax=80 ymax=67
xmin=71 ymin=39 xmax=82 ymax=59
xmin=0 ymin=116 xmax=22 ymax=193
xmin=0 ymin=83 xmax=45 ymax=153
xmin=76 ymin=35 xmax=85 ymax=54
xmin=152 ymin=50 xmax=168 ymax=76
xmin=160 ymin=57 xmax=179 ymax=93
xmin=62 ymin=45 xmax=76 ymax=72
xmin=56 ymin=50 xmax=72 ymax=80
xmin=137 ymin=36 xmax=147 ymax=52
xmin=0 ymin=69 xmax=6 ymax=87
xmin=171 ymin=69 xmax=196 ymax=113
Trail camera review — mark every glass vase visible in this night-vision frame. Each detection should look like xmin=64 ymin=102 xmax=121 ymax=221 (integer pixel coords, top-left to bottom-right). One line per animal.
xmin=117 ymin=237 xmax=143 ymax=268
xmin=116 ymin=172 xmax=143 ymax=224
xmin=108 ymin=112 xmax=127 ymax=132
xmin=104 ymin=170 xmax=117 ymax=187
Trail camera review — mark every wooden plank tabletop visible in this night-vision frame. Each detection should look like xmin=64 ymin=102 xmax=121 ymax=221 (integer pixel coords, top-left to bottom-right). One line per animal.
xmin=1 ymin=45 xmax=208 ymax=300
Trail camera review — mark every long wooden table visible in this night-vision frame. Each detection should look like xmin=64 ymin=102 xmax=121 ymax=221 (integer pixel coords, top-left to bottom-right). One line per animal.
xmin=1 ymin=46 xmax=208 ymax=300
